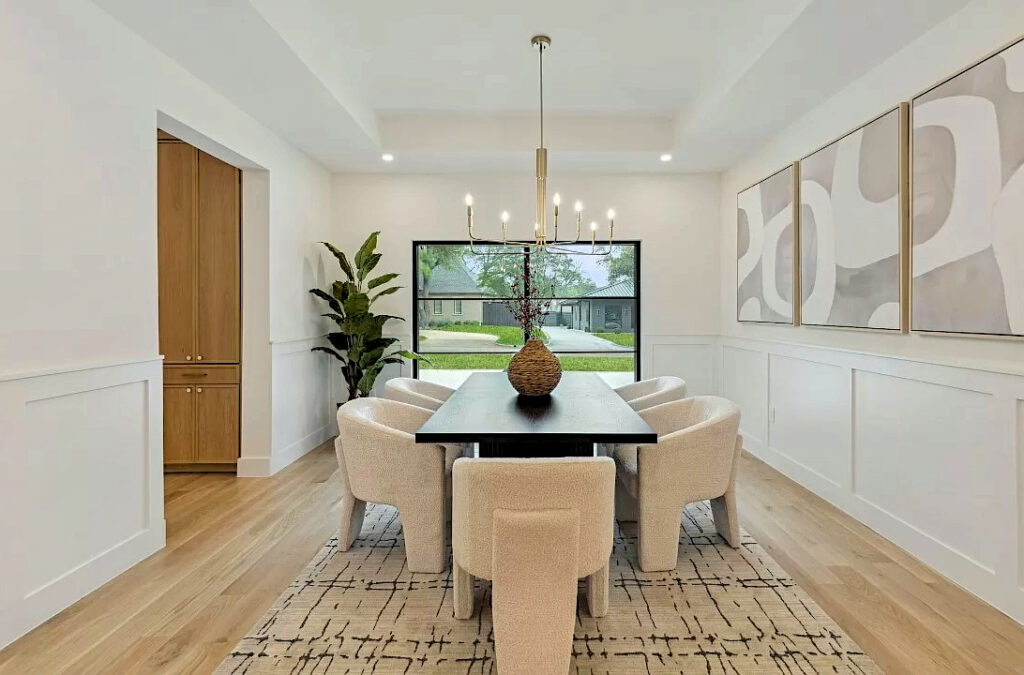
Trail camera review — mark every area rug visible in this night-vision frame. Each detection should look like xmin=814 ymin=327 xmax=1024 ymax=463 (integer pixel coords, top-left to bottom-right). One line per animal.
xmin=217 ymin=503 xmax=879 ymax=674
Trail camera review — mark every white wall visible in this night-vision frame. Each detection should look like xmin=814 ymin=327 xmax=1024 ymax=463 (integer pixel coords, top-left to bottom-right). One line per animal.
xmin=330 ymin=172 xmax=722 ymax=393
xmin=718 ymin=0 xmax=1024 ymax=623
xmin=0 ymin=0 xmax=334 ymax=647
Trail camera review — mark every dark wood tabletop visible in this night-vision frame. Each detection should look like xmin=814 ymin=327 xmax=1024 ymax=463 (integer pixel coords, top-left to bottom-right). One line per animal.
xmin=415 ymin=372 xmax=657 ymax=456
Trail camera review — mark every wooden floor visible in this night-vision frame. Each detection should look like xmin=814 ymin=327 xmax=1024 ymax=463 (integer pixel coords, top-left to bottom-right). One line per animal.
xmin=2 ymin=445 xmax=1023 ymax=674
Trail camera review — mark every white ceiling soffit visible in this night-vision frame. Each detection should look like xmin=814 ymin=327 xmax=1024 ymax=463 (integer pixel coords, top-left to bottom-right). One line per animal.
xmin=92 ymin=0 xmax=380 ymax=168
xmin=93 ymin=0 xmax=972 ymax=173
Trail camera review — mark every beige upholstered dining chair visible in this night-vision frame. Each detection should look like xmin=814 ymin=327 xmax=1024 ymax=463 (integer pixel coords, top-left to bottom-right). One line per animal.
xmin=614 ymin=375 xmax=687 ymax=411
xmin=452 ymin=457 xmax=615 ymax=674
xmin=383 ymin=377 xmax=455 ymax=412
xmin=613 ymin=396 xmax=742 ymax=572
xmin=335 ymin=398 xmax=450 ymax=573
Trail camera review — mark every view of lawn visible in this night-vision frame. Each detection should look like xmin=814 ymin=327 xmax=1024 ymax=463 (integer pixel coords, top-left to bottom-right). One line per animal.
xmin=593 ymin=332 xmax=635 ymax=348
xmin=420 ymin=353 xmax=634 ymax=372
xmin=426 ymin=323 xmax=546 ymax=346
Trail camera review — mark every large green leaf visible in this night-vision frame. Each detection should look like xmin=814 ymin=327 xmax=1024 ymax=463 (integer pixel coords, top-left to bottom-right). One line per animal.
xmin=331 ymin=280 xmax=358 ymax=304
xmin=320 ymin=242 xmax=355 ymax=281
xmin=309 ymin=288 xmax=341 ymax=313
xmin=367 ymin=273 xmax=400 ymax=290
xmin=342 ymin=291 xmax=370 ymax=317
xmin=353 ymin=231 xmax=380 ymax=271
xmin=320 ymin=312 xmax=344 ymax=326
xmin=359 ymin=345 xmax=386 ymax=368
xmin=370 ymin=286 xmax=401 ymax=303
xmin=311 ymin=346 xmax=346 ymax=362
xmin=357 ymin=364 xmax=384 ymax=395
xmin=326 ymin=332 xmax=352 ymax=352
xmin=357 ymin=253 xmax=382 ymax=281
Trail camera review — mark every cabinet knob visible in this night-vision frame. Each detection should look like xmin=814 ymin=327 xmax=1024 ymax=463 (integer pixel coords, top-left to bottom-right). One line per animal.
xmin=185 ymin=355 xmax=192 ymax=361
xmin=197 ymin=387 xmax=203 ymax=393
xmin=185 ymin=387 xmax=192 ymax=393
xmin=196 ymin=355 xmax=203 ymax=361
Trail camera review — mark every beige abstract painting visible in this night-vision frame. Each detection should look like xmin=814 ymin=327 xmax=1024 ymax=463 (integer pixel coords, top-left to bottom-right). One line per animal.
xmin=912 ymin=37 xmax=1024 ymax=336
xmin=737 ymin=166 xmax=797 ymax=324
xmin=800 ymin=108 xmax=903 ymax=330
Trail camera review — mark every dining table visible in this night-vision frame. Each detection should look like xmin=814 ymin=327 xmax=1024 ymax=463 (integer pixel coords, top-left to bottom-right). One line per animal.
xmin=415 ymin=371 xmax=657 ymax=457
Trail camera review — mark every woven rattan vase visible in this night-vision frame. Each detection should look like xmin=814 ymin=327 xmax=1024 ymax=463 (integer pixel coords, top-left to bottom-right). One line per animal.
xmin=507 ymin=338 xmax=562 ymax=396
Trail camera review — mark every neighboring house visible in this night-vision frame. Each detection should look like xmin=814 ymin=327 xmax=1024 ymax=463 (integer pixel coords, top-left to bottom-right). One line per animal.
xmin=419 ymin=265 xmax=488 ymax=323
xmin=562 ymin=280 xmax=635 ymax=333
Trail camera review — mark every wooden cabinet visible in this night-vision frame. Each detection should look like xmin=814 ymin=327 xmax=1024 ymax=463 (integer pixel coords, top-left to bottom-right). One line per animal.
xmin=158 ymin=132 xmax=241 ymax=471
xmin=162 ymin=384 xmax=240 ymax=469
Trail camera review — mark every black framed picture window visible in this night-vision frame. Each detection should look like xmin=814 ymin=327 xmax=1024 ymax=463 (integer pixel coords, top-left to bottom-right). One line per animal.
xmin=412 ymin=241 xmax=641 ymax=388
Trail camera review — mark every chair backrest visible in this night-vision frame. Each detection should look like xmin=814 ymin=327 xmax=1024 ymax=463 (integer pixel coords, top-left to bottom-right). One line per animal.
xmin=452 ymin=457 xmax=615 ymax=580
xmin=383 ymin=377 xmax=454 ymax=411
xmin=336 ymin=397 xmax=440 ymax=502
xmin=615 ymin=375 xmax=687 ymax=411
xmin=638 ymin=396 xmax=741 ymax=499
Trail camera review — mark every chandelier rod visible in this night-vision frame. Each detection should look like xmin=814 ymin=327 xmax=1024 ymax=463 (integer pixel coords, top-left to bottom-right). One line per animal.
xmin=538 ymin=36 xmax=544 ymax=148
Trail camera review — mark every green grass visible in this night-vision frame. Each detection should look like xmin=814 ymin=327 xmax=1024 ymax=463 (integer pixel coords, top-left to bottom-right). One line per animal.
xmin=426 ymin=324 xmax=546 ymax=347
xmin=419 ymin=353 xmax=634 ymax=372
xmin=592 ymin=332 xmax=635 ymax=347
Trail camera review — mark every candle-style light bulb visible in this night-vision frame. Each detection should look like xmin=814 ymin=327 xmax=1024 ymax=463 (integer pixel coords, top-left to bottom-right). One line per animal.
xmin=590 ymin=221 xmax=598 ymax=232
xmin=552 ymin=193 xmax=561 ymax=240
xmin=606 ymin=208 xmax=615 ymax=220
xmin=500 ymin=210 xmax=509 ymax=242
xmin=590 ymin=220 xmax=598 ymax=249
xmin=465 ymin=194 xmax=474 ymax=235
xmin=553 ymin=193 xmax=561 ymax=206
xmin=465 ymin=193 xmax=474 ymax=207
xmin=501 ymin=210 xmax=510 ymax=223
xmin=574 ymin=200 xmax=583 ymax=212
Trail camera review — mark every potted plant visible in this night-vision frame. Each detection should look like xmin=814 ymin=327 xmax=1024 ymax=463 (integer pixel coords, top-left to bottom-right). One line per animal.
xmin=310 ymin=232 xmax=423 ymax=401
xmin=503 ymin=256 xmax=561 ymax=396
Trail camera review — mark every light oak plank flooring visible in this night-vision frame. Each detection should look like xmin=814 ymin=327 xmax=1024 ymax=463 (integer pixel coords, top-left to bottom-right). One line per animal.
xmin=1 ymin=445 xmax=1022 ymax=673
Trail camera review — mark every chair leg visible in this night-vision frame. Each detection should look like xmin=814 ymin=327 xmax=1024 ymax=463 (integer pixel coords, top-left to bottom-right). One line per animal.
xmin=614 ymin=480 xmax=639 ymax=522
xmin=453 ymin=561 xmax=475 ymax=619
xmin=710 ymin=488 xmax=740 ymax=547
xmin=638 ymin=500 xmax=682 ymax=572
xmin=339 ymin=493 xmax=366 ymax=551
xmin=586 ymin=564 xmax=609 ymax=618
xmin=398 ymin=498 xmax=446 ymax=573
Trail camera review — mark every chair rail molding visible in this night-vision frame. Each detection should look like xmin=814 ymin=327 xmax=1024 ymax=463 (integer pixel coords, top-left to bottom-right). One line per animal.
xmin=719 ymin=335 xmax=1024 ymax=624
xmin=0 ymin=357 xmax=166 ymax=649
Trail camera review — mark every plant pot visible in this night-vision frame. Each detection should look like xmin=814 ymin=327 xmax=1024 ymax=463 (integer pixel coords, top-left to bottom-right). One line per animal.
xmin=507 ymin=338 xmax=562 ymax=397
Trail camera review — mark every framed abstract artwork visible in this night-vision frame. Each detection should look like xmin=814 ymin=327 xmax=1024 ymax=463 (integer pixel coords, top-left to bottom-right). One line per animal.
xmin=911 ymin=36 xmax=1024 ymax=337
xmin=736 ymin=164 xmax=798 ymax=324
xmin=798 ymin=105 xmax=908 ymax=331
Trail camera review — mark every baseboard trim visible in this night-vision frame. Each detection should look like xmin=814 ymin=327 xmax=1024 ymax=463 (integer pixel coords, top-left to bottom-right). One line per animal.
xmin=237 ymin=424 xmax=334 ymax=477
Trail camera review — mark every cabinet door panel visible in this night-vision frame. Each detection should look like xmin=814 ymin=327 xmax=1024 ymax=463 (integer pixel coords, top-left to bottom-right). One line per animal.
xmin=196 ymin=151 xmax=240 ymax=364
xmin=164 ymin=386 xmax=195 ymax=464
xmin=196 ymin=385 xmax=239 ymax=463
xmin=158 ymin=142 xmax=197 ymax=363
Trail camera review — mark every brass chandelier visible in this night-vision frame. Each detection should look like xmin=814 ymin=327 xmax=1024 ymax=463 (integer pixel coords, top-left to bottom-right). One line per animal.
xmin=465 ymin=35 xmax=616 ymax=256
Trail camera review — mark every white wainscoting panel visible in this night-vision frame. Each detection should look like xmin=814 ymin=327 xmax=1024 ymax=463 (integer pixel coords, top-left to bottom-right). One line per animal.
xmin=643 ymin=335 xmax=717 ymax=395
xmin=854 ymin=371 xmax=1001 ymax=575
xmin=239 ymin=337 xmax=333 ymax=477
xmin=721 ymin=345 xmax=768 ymax=449
xmin=769 ymin=354 xmax=851 ymax=493
xmin=0 ymin=357 xmax=165 ymax=648
xmin=720 ymin=336 xmax=1024 ymax=625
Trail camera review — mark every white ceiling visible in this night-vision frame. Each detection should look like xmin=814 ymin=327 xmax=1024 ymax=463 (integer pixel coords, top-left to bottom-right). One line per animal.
xmin=94 ymin=0 xmax=971 ymax=173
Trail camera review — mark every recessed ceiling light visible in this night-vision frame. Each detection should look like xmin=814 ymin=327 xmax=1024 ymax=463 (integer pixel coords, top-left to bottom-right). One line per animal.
xmin=659 ymin=153 xmax=672 ymax=162
xmin=381 ymin=153 xmax=394 ymax=162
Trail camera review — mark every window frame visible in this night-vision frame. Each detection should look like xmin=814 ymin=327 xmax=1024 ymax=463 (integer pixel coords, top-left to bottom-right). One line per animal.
xmin=412 ymin=240 xmax=641 ymax=382
xmin=453 ymin=299 xmax=463 ymax=316
xmin=432 ymin=299 xmax=443 ymax=315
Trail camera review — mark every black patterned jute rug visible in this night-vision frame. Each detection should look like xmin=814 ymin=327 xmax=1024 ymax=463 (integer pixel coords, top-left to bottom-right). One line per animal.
xmin=217 ymin=503 xmax=880 ymax=674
